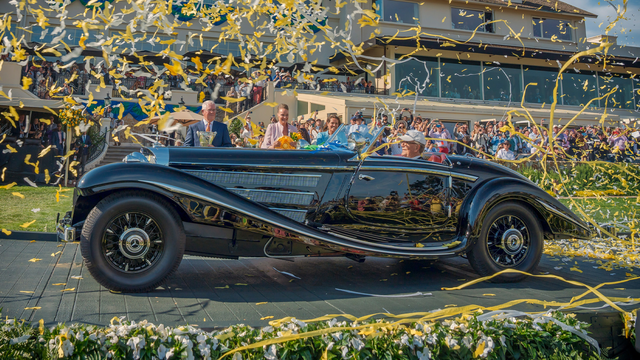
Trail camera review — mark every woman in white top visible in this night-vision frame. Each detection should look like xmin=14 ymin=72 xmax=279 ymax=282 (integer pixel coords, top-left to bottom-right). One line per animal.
xmin=241 ymin=123 xmax=252 ymax=140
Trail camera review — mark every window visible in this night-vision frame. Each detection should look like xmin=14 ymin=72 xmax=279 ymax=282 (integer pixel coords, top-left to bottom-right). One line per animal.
xmin=310 ymin=103 xmax=325 ymax=113
xmin=394 ymin=55 xmax=439 ymax=97
xmin=440 ymin=59 xmax=481 ymax=100
xmin=598 ymin=73 xmax=634 ymax=110
xmin=532 ymin=18 xmax=572 ymax=41
xmin=483 ymin=64 xmax=522 ymax=102
xmin=561 ymin=70 xmax=597 ymax=107
xmin=31 ymin=26 xmax=98 ymax=47
xmin=297 ymin=100 xmax=309 ymax=117
xmin=451 ymin=8 xmax=493 ymax=33
xmin=374 ymin=0 xmax=418 ymax=24
xmin=523 ymin=66 xmax=558 ymax=104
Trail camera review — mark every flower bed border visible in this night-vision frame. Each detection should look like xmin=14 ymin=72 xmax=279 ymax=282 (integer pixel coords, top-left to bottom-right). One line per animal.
xmin=2 ymin=309 xmax=632 ymax=359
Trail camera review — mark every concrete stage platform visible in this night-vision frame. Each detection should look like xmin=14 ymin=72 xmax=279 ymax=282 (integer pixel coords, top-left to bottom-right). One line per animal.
xmin=0 ymin=239 xmax=638 ymax=357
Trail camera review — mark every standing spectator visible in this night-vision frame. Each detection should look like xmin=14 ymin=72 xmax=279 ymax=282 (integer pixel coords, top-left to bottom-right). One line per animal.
xmin=77 ymin=131 xmax=92 ymax=177
xmin=455 ymin=135 xmax=475 ymax=156
xmin=184 ymin=100 xmax=233 ymax=147
xmin=608 ymin=129 xmax=628 ymax=162
xmin=226 ymin=86 xmax=238 ymax=112
xmin=496 ymin=141 xmax=515 ymax=160
xmin=241 ymin=122 xmax=252 ymax=141
xmin=261 ymin=104 xmax=298 ymax=149
xmin=471 ymin=125 xmax=489 ymax=155
xmin=51 ymin=124 xmax=65 ymax=155
xmin=428 ymin=120 xmax=450 ymax=152
xmin=453 ymin=122 xmax=469 ymax=154
xmin=306 ymin=119 xmax=318 ymax=143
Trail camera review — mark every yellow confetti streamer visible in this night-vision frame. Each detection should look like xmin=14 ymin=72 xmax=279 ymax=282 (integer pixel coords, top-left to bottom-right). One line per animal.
xmin=20 ymin=220 xmax=36 ymax=228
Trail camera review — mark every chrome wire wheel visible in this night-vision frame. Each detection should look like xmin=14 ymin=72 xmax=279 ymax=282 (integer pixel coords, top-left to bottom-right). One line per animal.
xmin=101 ymin=212 xmax=164 ymax=273
xmin=486 ymin=215 xmax=530 ymax=267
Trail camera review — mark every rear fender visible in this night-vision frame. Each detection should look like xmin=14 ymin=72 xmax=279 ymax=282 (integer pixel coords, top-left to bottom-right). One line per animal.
xmin=457 ymin=177 xmax=591 ymax=245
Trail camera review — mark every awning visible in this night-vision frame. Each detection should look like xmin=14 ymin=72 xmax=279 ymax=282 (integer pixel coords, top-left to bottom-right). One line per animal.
xmin=330 ymin=36 xmax=640 ymax=69
xmin=0 ymin=87 xmax=64 ymax=111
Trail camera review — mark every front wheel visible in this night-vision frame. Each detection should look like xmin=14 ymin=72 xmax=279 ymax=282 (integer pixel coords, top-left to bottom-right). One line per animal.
xmin=81 ymin=191 xmax=185 ymax=292
xmin=467 ymin=201 xmax=543 ymax=282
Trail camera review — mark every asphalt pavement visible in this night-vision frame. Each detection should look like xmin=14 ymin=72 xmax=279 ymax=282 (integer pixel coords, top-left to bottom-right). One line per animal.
xmin=0 ymin=239 xmax=638 ymax=330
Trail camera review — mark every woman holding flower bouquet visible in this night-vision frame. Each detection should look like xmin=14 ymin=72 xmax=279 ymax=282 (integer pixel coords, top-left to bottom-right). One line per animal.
xmin=261 ymin=104 xmax=298 ymax=149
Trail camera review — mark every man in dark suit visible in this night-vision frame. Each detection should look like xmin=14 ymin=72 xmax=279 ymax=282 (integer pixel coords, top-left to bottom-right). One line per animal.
xmin=185 ymin=100 xmax=233 ymax=147
xmin=51 ymin=124 xmax=65 ymax=155
xmin=78 ymin=131 xmax=92 ymax=177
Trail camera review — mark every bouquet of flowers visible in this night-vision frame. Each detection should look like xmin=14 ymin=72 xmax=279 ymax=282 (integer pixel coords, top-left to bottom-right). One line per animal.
xmin=197 ymin=131 xmax=217 ymax=146
xmin=275 ymin=135 xmax=297 ymax=149
xmin=58 ymin=105 xmax=84 ymax=128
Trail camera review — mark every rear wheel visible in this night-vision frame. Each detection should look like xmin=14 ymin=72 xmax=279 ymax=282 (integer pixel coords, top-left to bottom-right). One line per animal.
xmin=467 ymin=201 xmax=543 ymax=282
xmin=81 ymin=191 xmax=185 ymax=292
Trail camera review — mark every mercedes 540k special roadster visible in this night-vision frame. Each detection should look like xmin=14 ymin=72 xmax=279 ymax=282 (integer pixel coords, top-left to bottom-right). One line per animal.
xmin=58 ymin=125 xmax=591 ymax=292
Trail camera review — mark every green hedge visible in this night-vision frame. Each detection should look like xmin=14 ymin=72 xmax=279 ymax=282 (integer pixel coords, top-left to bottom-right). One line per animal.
xmin=0 ymin=309 xmax=615 ymax=360
xmin=506 ymin=162 xmax=640 ymax=195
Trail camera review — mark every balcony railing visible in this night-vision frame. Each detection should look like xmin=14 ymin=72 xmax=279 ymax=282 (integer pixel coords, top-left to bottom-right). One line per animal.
xmin=275 ymin=80 xmax=389 ymax=95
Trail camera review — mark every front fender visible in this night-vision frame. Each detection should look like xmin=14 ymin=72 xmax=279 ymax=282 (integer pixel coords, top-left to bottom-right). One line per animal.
xmin=457 ymin=177 xmax=592 ymax=244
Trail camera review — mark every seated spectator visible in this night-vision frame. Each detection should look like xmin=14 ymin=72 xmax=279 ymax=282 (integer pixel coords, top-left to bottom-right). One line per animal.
xmin=261 ymin=104 xmax=298 ymax=149
xmin=316 ymin=115 xmax=345 ymax=146
xmin=398 ymin=130 xmax=426 ymax=159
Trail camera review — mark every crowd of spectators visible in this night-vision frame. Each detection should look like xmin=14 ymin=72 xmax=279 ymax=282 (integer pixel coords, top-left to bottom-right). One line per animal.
xmin=228 ymin=108 xmax=640 ymax=163
xmin=367 ymin=111 xmax=640 ymax=162
xmin=6 ymin=113 xmax=98 ymax=180
xmin=272 ymin=69 xmax=380 ymax=94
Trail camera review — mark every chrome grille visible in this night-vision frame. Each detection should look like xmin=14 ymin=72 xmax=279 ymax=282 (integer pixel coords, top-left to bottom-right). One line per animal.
xmin=186 ymin=170 xmax=321 ymax=187
xmin=270 ymin=208 xmax=307 ymax=223
xmin=228 ymin=189 xmax=314 ymax=205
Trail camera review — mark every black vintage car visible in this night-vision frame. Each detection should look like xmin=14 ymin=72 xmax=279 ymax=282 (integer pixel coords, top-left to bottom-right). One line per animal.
xmin=58 ymin=125 xmax=591 ymax=292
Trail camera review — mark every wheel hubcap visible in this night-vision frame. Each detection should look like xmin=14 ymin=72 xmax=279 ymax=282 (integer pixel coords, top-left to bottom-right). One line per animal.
xmin=102 ymin=212 xmax=163 ymax=273
xmin=119 ymin=228 xmax=151 ymax=259
xmin=501 ymin=229 xmax=524 ymax=255
xmin=486 ymin=215 xmax=530 ymax=267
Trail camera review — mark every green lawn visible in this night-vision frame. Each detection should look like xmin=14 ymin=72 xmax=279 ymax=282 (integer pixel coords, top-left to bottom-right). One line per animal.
xmin=0 ymin=185 xmax=73 ymax=233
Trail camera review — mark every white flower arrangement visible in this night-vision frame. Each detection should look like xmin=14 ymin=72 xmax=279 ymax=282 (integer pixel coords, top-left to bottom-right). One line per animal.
xmin=0 ymin=310 xmax=611 ymax=359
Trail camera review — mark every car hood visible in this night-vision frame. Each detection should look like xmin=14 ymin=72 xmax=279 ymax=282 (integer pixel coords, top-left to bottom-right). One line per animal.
xmin=142 ymin=146 xmax=356 ymax=169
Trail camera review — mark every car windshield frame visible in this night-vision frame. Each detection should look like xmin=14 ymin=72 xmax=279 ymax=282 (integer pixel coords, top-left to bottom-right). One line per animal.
xmin=325 ymin=124 xmax=347 ymax=144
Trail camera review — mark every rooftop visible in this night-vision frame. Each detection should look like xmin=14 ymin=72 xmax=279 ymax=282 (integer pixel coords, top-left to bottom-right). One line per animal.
xmin=458 ymin=0 xmax=597 ymax=18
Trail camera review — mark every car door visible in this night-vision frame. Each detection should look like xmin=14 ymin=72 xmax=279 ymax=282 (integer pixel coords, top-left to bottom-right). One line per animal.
xmin=344 ymin=164 xmax=455 ymax=243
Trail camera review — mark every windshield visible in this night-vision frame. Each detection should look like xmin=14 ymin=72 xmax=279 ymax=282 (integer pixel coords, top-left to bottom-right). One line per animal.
xmin=321 ymin=123 xmax=386 ymax=151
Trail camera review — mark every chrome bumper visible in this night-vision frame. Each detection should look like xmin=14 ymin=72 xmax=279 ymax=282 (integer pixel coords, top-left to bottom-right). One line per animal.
xmin=57 ymin=211 xmax=76 ymax=242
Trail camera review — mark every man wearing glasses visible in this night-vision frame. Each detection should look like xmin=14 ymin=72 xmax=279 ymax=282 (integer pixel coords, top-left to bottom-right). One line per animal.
xmin=185 ymin=100 xmax=233 ymax=147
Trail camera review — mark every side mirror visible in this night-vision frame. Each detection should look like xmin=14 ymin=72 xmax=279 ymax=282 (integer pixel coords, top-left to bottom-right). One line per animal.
xmin=348 ymin=132 xmax=370 ymax=159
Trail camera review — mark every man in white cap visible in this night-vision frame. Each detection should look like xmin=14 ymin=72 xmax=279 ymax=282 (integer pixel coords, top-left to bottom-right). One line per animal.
xmin=398 ymin=130 xmax=426 ymax=159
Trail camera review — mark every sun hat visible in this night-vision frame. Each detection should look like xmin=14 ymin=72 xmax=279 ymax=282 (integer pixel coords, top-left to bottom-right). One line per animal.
xmin=398 ymin=130 xmax=426 ymax=146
